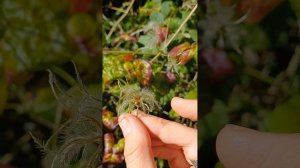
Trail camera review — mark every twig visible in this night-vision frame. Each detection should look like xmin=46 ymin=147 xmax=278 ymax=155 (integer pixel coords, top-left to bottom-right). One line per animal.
xmin=118 ymin=24 xmax=124 ymax=32
xmin=130 ymin=28 xmax=144 ymax=36
xmin=150 ymin=52 xmax=164 ymax=64
xmin=163 ymin=4 xmax=198 ymax=50
xmin=233 ymin=8 xmax=251 ymax=25
xmin=49 ymin=66 xmax=77 ymax=86
xmin=150 ymin=3 xmax=198 ymax=63
xmin=109 ymin=6 xmax=126 ymax=13
xmin=245 ymin=66 xmax=275 ymax=85
xmin=103 ymin=49 xmax=157 ymax=56
xmin=107 ymin=0 xmax=135 ymax=39
xmin=286 ymin=45 xmax=300 ymax=77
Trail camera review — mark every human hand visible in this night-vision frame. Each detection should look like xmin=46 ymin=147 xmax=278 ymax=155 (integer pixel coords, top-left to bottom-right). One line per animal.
xmin=216 ymin=125 xmax=300 ymax=168
xmin=118 ymin=97 xmax=197 ymax=168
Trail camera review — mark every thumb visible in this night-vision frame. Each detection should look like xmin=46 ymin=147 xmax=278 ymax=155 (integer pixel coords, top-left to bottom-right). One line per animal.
xmin=118 ymin=113 xmax=156 ymax=168
xmin=216 ymin=124 xmax=300 ymax=168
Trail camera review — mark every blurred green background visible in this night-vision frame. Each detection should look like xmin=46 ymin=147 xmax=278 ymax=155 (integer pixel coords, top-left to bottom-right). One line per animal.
xmin=198 ymin=0 xmax=300 ymax=167
xmin=0 ymin=0 xmax=100 ymax=167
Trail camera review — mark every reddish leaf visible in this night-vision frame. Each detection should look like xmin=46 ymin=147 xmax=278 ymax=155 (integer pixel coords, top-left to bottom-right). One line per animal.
xmin=103 ymin=133 xmax=125 ymax=164
xmin=104 ymin=133 xmax=114 ymax=154
xmin=102 ymin=109 xmax=118 ymax=130
xmin=165 ymin=72 xmax=177 ymax=84
xmin=133 ymin=59 xmax=152 ymax=86
xmin=69 ymin=0 xmax=94 ymax=13
xmin=169 ymin=42 xmax=196 ymax=65
xmin=168 ymin=42 xmax=190 ymax=57
xmin=201 ymin=48 xmax=235 ymax=81
xmin=110 ymin=153 xmax=125 ymax=164
xmin=178 ymin=43 xmax=197 ymax=64
xmin=238 ymin=0 xmax=283 ymax=24
xmin=112 ymin=138 xmax=125 ymax=154
xmin=154 ymin=25 xmax=170 ymax=45
xmin=123 ymin=53 xmax=135 ymax=62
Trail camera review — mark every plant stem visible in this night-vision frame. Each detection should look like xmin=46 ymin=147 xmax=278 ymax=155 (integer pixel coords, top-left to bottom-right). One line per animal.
xmin=245 ymin=66 xmax=275 ymax=85
xmin=103 ymin=49 xmax=157 ymax=56
xmin=150 ymin=52 xmax=163 ymax=64
xmin=49 ymin=66 xmax=77 ymax=86
xmin=109 ymin=6 xmax=126 ymax=13
xmin=107 ymin=0 xmax=135 ymax=39
xmin=163 ymin=4 xmax=198 ymax=50
xmin=286 ymin=45 xmax=300 ymax=77
xmin=103 ymin=50 xmax=133 ymax=54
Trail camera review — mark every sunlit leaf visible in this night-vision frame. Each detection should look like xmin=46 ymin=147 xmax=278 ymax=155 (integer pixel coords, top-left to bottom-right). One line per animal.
xmin=161 ymin=1 xmax=173 ymax=17
xmin=0 ymin=79 xmax=8 ymax=113
xmin=150 ymin=12 xmax=164 ymax=23
xmin=266 ymin=95 xmax=300 ymax=133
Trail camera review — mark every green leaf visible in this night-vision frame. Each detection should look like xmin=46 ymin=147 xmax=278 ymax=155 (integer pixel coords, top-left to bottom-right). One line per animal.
xmin=215 ymin=162 xmax=225 ymax=168
xmin=185 ymin=87 xmax=197 ymax=99
xmin=241 ymin=25 xmax=270 ymax=50
xmin=73 ymin=54 xmax=90 ymax=67
xmin=138 ymin=32 xmax=157 ymax=48
xmin=0 ymin=79 xmax=8 ymax=113
xmin=289 ymin=0 xmax=300 ymax=19
xmin=137 ymin=47 xmax=159 ymax=55
xmin=0 ymin=1 xmax=6 ymax=39
xmin=265 ymin=95 xmax=300 ymax=133
xmin=150 ymin=12 xmax=164 ymax=23
xmin=22 ymin=87 xmax=56 ymax=122
xmin=190 ymin=29 xmax=197 ymax=42
xmin=67 ymin=13 xmax=97 ymax=39
xmin=180 ymin=11 xmax=189 ymax=22
xmin=200 ymin=100 xmax=230 ymax=139
xmin=103 ymin=55 xmax=126 ymax=84
xmin=153 ymin=73 xmax=171 ymax=94
xmin=160 ymin=1 xmax=172 ymax=17
xmin=165 ymin=17 xmax=181 ymax=31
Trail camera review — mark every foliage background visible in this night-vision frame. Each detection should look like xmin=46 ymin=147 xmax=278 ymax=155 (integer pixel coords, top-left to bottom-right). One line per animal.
xmin=198 ymin=0 xmax=300 ymax=167
xmin=0 ymin=0 xmax=101 ymax=167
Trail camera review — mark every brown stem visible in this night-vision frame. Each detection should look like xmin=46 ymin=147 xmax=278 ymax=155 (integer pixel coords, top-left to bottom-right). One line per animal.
xmin=107 ymin=0 xmax=135 ymax=39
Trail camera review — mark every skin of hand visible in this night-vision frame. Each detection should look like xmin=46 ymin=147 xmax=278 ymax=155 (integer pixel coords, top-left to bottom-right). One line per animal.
xmin=216 ymin=124 xmax=300 ymax=168
xmin=118 ymin=97 xmax=197 ymax=168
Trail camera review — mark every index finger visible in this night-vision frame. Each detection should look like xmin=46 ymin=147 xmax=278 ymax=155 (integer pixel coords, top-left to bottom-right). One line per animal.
xmin=171 ymin=97 xmax=198 ymax=121
xmin=133 ymin=110 xmax=197 ymax=148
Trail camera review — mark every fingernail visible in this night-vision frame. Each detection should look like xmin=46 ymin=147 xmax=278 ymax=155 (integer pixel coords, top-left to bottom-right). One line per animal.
xmin=131 ymin=110 xmax=146 ymax=118
xmin=225 ymin=124 xmax=255 ymax=132
xmin=118 ymin=114 xmax=131 ymax=136
xmin=225 ymin=124 xmax=237 ymax=128
xmin=225 ymin=124 xmax=242 ymax=130
xmin=173 ymin=97 xmax=183 ymax=101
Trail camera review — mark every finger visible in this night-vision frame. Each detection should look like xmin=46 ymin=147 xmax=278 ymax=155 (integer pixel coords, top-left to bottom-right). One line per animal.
xmin=171 ymin=97 xmax=197 ymax=121
xmin=151 ymin=138 xmax=165 ymax=147
xmin=118 ymin=113 xmax=155 ymax=168
xmin=151 ymin=138 xmax=181 ymax=149
xmin=136 ymin=111 xmax=197 ymax=160
xmin=216 ymin=124 xmax=300 ymax=168
xmin=152 ymin=146 xmax=190 ymax=168
xmin=137 ymin=111 xmax=196 ymax=146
